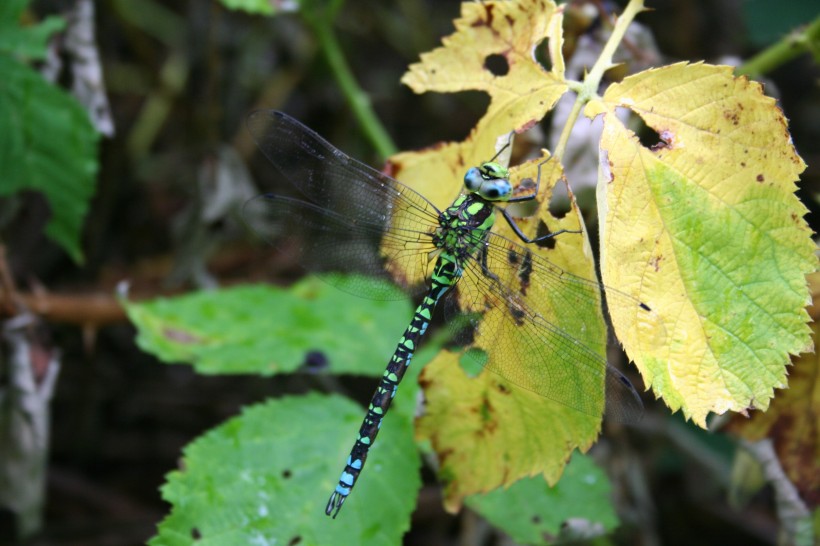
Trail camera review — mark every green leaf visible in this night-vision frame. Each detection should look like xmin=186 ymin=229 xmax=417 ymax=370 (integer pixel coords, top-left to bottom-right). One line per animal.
xmin=0 ymin=2 xmax=65 ymax=61
xmin=466 ymin=453 xmax=620 ymax=545
xmin=0 ymin=56 xmax=98 ymax=263
xmin=150 ymin=393 xmax=422 ymax=546
xmin=218 ymin=0 xmax=298 ymax=16
xmin=124 ymin=279 xmax=412 ymax=376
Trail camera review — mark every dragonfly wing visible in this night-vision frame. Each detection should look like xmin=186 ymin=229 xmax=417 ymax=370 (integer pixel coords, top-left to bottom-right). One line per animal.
xmin=451 ymin=230 xmax=648 ymax=419
xmin=246 ymin=110 xmax=440 ymax=232
xmin=604 ymin=366 xmax=644 ymax=423
xmin=243 ymin=194 xmax=437 ymax=300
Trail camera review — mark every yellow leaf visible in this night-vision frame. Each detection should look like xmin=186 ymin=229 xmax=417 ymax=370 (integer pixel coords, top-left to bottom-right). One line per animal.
xmin=417 ymin=351 xmax=598 ymax=512
xmin=411 ymin=156 xmax=644 ymax=511
xmin=389 ymin=0 xmax=574 ymax=281
xmin=589 ymin=62 xmax=815 ymax=426
xmin=391 ymin=0 xmax=662 ymax=510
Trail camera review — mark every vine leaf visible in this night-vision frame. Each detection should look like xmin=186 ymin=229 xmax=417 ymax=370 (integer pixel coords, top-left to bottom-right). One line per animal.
xmin=417 ymin=351 xmax=600 ymax=511
xmin=587 ymin=62 xmax=815 ymax=426
xmin=0 ymin=3 xmax=97 ymax=263
xmin=124 ymin=279 xmax=411 ymax=376
xmin=465 ymin=453 xmax=621 ymax=544
xmin=393 ymin=0 xmax=568 ymax=209
xmin=393 ymin=0 xmax=613 ymax=511
xmin=150 ymin=394 xmax=421 ymax=545
xmin=725 ymin=271 xmax=820 ymax=507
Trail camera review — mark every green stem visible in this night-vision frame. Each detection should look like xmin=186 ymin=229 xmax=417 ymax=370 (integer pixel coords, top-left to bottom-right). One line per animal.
xmin=553 ymin=0 xmax=645 ymax=162
xmin=305 ymin=9 xmax=397 ymax=159
xmin=736 ymin=14 xmax=820 ymax=77
xmin=552 ymin=86 xmax=583 ymax=161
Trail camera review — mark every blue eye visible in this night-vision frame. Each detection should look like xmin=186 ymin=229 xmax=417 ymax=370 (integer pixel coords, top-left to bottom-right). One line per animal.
xmin=479 ymin=179 xmax=512 ymax=201
xmin=464 ymin=167 xmax=482 ymax=191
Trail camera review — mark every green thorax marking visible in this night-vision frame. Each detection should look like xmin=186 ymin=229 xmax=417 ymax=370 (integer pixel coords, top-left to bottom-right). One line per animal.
xmin=434 ymin=193 xmax=496 ymax=262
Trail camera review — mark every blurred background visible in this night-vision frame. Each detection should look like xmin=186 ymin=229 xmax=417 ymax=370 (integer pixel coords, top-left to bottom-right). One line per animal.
xmin=1 ymin=0 xmax=818 ymax=544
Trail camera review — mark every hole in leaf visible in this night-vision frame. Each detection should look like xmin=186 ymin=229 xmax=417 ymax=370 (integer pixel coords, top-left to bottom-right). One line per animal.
xmin=532 ymin=37 xmax=552 ymax=71
xmin=629 ymin=111 xmax=663 ymax=149
xmin=444 ymin=311 xmax=481 ymax=350
xmin=191 ymin=528 xmax=202 ymax=540
xmin=459 ymin=348 xmax=487 ymax=377
xmin=534 ymin=221 xmax=558 ymax=250
xmin=548 ymin=182 xmax=571 ymax=220
xmin=282 ymin=469 xmax=292 ymax=479
xmin=484 ymin=54 xmax=509 ymax=76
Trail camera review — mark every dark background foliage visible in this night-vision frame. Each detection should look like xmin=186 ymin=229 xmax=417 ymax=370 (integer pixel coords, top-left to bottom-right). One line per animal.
xmin=1 ymin=0 xmax=818 ymax=544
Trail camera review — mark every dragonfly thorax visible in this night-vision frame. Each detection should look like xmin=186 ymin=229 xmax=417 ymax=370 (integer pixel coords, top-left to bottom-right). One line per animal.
xmin=464 ymin=161 xmax=513 ymax=202
xmin=433 ymin=194 xmax=495 ymax=261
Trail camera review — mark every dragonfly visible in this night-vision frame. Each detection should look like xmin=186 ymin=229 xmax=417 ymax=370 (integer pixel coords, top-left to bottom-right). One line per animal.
xmin=243 ymin=110 xmax=656 ymax=519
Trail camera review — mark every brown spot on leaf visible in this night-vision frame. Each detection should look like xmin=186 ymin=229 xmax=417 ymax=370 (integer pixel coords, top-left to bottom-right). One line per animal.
xmin=519 ymin=118 xmax=537 ymax=132
xmin=723 ymin=108 xmax=741 ymax=126
xmin=163 ymin=328 xmax=202 ymax=344
xmin=757 ymin=174 xmax=765 ymax=182
xmin=483 ymin=2 xmax=495 ymax=25
xmin=651 ymin=129 xmax=675 ymax=151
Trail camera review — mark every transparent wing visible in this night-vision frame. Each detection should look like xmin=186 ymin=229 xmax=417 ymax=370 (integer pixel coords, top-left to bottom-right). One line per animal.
xmin=245 ymin=110 xmax=650 ymax=419
xmin=244 ymin=110 xmax=447 ymax=296
xmin=243 ymin=194 xmax=438 ymax=300
xmin=246 ymin=110 xmax=441 ymax=234
xmin=450 ymin=230 xmax=652 ymax=420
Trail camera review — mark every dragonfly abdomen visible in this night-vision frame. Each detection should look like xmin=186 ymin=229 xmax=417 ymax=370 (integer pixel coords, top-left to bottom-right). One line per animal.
xmin=326 ymin=260 xmax=461 ymax=518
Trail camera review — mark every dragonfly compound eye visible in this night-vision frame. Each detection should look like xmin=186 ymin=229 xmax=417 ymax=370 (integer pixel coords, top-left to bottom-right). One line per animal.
xmin=478 ymin=178 xmax=512 ymax=202
xmin=463 ymin=167 xmax=483 ymax=192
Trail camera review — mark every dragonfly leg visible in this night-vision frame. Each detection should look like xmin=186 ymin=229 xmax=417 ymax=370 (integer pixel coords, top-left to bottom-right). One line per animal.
xmin=506 ymin=157 xmax=547 ymax=204
xmin=478 ymin=243 xmax=501 ymax=282
xmin=498 ymin=207 xmax=581 ymax=244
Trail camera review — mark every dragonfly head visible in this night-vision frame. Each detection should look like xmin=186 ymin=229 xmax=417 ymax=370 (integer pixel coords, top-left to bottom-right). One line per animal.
xmin=464 ymin=162 xmax=512 ymax=202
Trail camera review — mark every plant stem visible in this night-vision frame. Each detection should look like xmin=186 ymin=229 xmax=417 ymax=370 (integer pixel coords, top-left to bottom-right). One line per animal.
xmin=305 ymin=11 xmax=397 ymax=159
xmin=553 ymin=0 xmax=645 ymax=162
xmin=736 ymin=14 xmax=820 ymax=78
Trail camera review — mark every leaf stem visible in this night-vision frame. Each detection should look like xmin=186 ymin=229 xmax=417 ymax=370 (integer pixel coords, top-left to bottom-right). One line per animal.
xmin=736 ymin=14 xmax=820 ymax=78
xmin=304 ymin=8 xmax=398 ymax=159
xmin=553 ymin=0 xmax=645 ymax=162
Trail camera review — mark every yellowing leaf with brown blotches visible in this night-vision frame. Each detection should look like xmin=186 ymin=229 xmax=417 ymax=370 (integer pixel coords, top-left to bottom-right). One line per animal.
xmin=417 ymin=351 xmax=598 ymax=512
xmin=393 ymin=0 xmax=568 ymax=213
xmin=412 ymin=156 xmax=615 ymax=511
xmin=402 ymin=0 xmax=567 ymax=142
xmin=586 ymin=62 xmax=815 ymax=426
